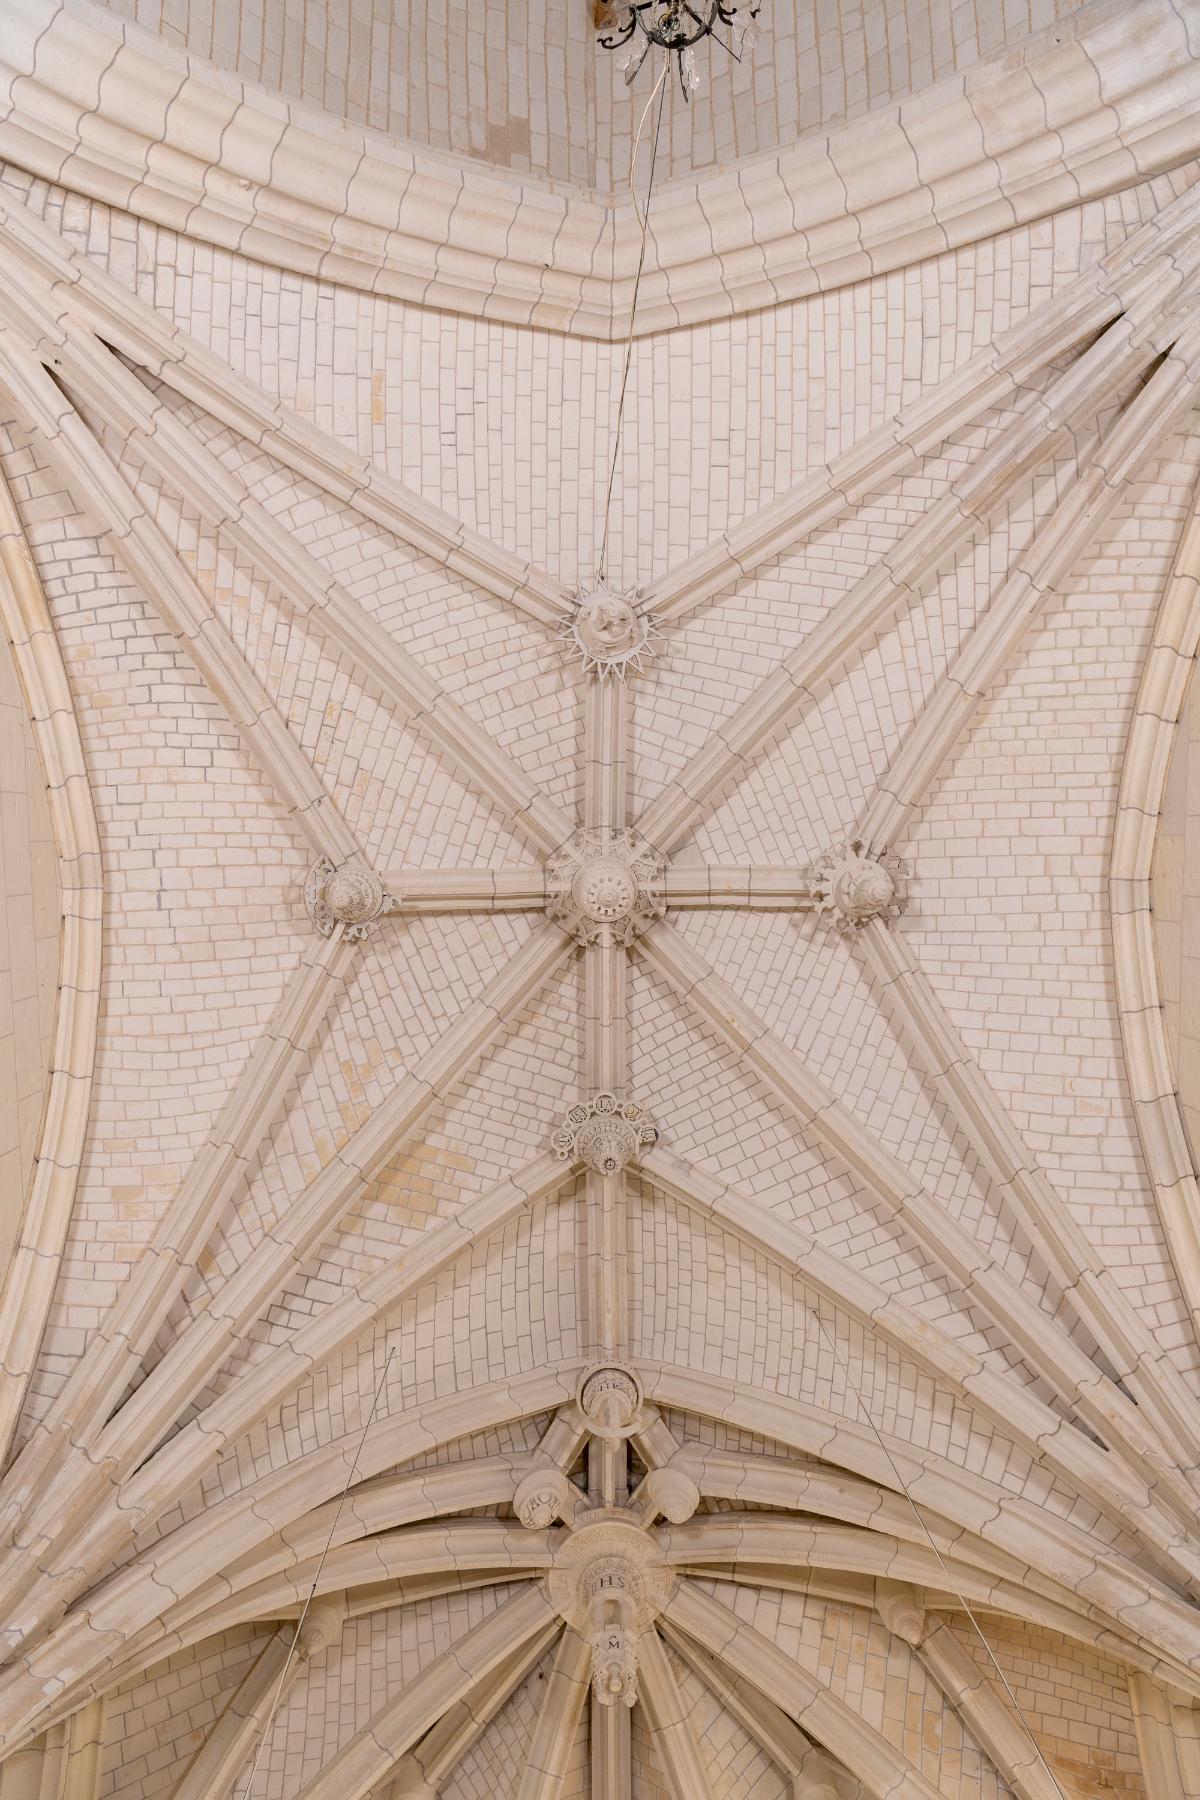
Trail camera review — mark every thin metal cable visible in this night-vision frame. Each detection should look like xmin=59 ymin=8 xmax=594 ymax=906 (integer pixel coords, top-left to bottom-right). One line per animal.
xmin=235 ymin=1347 xmax=396 ymax=1798
xmin=803 ymin=1302 xmax=1072 ymax=1800
xmin=629 ymin=52 xmax=669 ymax=232
xmin=596 ymin=51 xmax=670 ymax=586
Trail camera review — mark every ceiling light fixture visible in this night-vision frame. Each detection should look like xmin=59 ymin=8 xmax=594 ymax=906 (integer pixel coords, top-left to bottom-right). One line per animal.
xmin=600 ymin=0 xmax=762 ymax=95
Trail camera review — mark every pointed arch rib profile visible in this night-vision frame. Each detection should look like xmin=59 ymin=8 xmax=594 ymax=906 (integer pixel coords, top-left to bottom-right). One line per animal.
xmin=640 ymin=179 xmax=1200 ymax=624
xmin=855 ymin=316 xmax=1200 ymax=852
xmin=635 ymin=922 xmax=1200 ymax=1572
xmin=639 ymin=1364 xmax=1200 ymax=1694
xmin=665 ymin=1580 xmax=945 ymax=1800
xmin=0 ymin=261 xmax=575 ymax=856
xmin=0 ymin=932 xmax=572 ymax=1659
xmin=0 ymin=456 xmax=102 ymax=1468
xmin=0 ymin=1368 xmax=584 ymax=1755
xmin=290 ymin=1587 xmax=559 ymax=1800
xmin=636 ymin=265 xmax=1200 ymax=858
xmin=516 ymin=1625 xmax=592 ymax=1800
xmin=0 ymin=189 xmax=571 ymax=627
xmin=636 ymin=1627 xmax=717 ymax=1799
xmin=0 ymin=325 xmax=364 ymax=868
xmin=389 ymin=1622 xmax=561 ymax=1796
xmin=1111 ymin=468 xmax=1200 ymax=1343
xmin=0 ymin=926 xmax=358 ymax=1568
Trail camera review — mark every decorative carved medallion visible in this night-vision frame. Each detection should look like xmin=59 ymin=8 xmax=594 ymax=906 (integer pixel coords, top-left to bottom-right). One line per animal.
xmin=813 ymin=840 xmax=905 ymax=930
xmin=546 ymin=828 xmax=666 ymax=945
xmin=551 ymin=1093 xmax=659 ymax=1173
xmin=563 ymin=584 xmax=657 ymax=679
xmin=305 ymin=857 xmax=389 ymax=940
xmin=513 ymin=1466 xmax=571 ymax=1530
xmin=546 ymin=1508 xmax=674 ymax=1708
xmin=578 ymin=1361 xmax=644 ymax=1439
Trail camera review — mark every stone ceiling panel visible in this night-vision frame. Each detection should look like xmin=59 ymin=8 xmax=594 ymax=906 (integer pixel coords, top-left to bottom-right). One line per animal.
xmin=87 ymin=0 xmax=1091 ymax=189
xmin=3 ymin=13 xmax=1200 ymax=1794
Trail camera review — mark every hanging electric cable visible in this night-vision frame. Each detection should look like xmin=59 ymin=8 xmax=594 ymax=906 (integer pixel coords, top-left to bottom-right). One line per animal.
xmin=234 ymin=1348 xmax=397 ymax=1798
xmin=596 ymin=51 xmax=669 ymax=587
xmin=560 ymin=48 xmax=670 ymax=680
xmin=804 ymin=1301 xmax=1073 ymax=1800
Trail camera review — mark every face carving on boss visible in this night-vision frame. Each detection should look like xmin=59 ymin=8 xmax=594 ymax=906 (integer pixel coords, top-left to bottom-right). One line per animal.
xmin=578 ymin=593 xmax=641 ymax=656
xmin=564 ymin=584 xmax=656 ymax=676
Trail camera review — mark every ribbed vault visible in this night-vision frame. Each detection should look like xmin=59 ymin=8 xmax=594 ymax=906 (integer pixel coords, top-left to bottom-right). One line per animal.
xmin=1 ymin=32 xmax=1200 ymax=1800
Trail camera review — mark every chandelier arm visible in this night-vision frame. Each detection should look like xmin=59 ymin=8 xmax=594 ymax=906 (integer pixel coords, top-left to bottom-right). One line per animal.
xmin=614 ymin=0 xmax=760 ymax=53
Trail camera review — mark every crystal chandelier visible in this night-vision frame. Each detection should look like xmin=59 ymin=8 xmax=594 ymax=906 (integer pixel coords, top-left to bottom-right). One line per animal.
xmin=600 ymin=0 xmax=762 ymax=94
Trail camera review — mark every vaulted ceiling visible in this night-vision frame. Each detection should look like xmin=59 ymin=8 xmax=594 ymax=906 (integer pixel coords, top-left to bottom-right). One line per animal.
xmin=2 ymin=2 xmax=1200 ymax=1799
xmin=85 ymin=0 xmax=1092 ymax=187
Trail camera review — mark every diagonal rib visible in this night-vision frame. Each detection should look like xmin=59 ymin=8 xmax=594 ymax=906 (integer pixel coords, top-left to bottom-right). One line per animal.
xmin=0 ymin=927 xmax=571 ymax=1660
xmin=637 ymin=267 xmax=1200 ymax=859
xmin=0 ymin=189 xmax=572 ymax=629
xmin=0 ymin=262 xmax=575 ymax=857
xmin=637 ymin=919 xmax=1200 ymax=1585
xmin=0 ymin=325 xmax=363 ymax=866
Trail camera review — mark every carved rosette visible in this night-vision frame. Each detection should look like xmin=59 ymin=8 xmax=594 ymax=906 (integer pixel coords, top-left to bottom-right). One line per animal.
xmin=812 ymin=840 xmax=905 ymax=930
xmin=305 ymin=856 xmax=389 ymax=941
xmin=562 ymin=583 xmax=657 ymax=679
xmin=551 ymin=1093 xmax=658 ymax=1173
xmin=546 ymin=828 xmax=666 ymax=946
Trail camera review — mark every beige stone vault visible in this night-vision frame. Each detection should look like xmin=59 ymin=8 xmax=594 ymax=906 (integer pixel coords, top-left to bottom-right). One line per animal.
xmin=5 ymin=1 xmax=1200 ymax=1797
